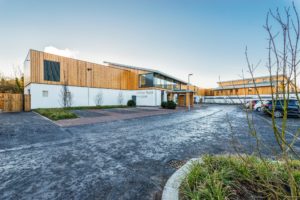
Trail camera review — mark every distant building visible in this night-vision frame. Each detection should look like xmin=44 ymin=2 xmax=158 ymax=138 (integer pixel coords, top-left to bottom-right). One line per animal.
xmin=202 ymin=75 xmax=299 ymax=104
xmin=212 ymin=75 xmax=291 ymax=96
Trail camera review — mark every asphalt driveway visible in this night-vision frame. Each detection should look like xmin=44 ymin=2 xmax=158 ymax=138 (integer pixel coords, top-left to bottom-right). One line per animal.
xmin=0 ymin=105 xmax=299 ymax=200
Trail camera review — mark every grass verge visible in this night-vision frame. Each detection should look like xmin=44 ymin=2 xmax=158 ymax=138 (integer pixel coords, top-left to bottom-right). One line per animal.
xmin=34 ymin=108 xmax=78 ymax=121
xmin=34 ymin=105 xmax=128 ymax=120
xmin=180 ymin=155 xmax=300 ymax=200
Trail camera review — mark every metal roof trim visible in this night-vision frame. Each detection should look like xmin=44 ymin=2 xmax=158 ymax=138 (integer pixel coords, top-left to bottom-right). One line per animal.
xmin=104 ymin=61 xmax=188 ymax=84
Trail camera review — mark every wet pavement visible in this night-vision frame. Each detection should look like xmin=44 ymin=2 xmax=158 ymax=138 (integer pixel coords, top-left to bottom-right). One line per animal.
xmin=0 ymin=104 xmax=299 ymax=200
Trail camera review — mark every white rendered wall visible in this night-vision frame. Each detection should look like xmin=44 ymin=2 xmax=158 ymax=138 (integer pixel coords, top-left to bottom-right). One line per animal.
xmin=24 ymin=85 xmax=31 ymax=95
xmin=27 ymin=83 xmax=162 ymax=109
xmin=203 ymin=94 xmax=299 ymax=104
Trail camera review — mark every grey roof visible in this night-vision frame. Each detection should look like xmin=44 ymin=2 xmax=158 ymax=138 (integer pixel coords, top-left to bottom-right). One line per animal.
xmin=213 ymin=81 xmax=278 ymax=90
xmin=104 ymin=61 xmax=188 ymax=84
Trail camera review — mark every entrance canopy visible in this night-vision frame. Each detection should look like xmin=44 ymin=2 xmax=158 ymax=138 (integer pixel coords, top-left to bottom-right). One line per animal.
xmin=169 ymin=90 xmax=194 ymax=107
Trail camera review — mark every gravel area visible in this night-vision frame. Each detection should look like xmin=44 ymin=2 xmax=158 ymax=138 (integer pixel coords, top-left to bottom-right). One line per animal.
xmin=0 ymin=104 xmax=299 ymax=200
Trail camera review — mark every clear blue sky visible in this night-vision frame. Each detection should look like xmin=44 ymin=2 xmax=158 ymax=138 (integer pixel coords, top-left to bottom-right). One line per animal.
xmin=0 ymin=0 xmax=297 ymax=87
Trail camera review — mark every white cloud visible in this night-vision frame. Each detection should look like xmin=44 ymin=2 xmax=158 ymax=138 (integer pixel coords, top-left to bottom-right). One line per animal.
xmin=44 ymin=46 xmax=79 ymax=58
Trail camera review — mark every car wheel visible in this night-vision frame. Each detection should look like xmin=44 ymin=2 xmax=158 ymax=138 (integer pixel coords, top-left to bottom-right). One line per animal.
xmin=257 ymin=107 xmax=261 ymax=112
xmin=274 ymin=110 xmax=282 ymax=118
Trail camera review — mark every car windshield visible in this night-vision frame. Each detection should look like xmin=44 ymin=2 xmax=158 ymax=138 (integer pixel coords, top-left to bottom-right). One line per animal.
xmin=273 ymin=100 xmax=299 ymax=106
xmin=289 ymin=100 xmax=299 ymax=106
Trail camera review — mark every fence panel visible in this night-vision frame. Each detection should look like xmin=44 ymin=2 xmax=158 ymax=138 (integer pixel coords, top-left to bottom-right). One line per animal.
xmin=24 ymin=94 xmax=31 ymax=112
xmin=0 ymin=93 xmax=24 ymax=112
xmin=0 ymin=93 xmax=4 ymax=111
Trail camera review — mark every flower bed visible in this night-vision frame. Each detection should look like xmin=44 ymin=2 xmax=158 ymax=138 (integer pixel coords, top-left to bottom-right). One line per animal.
xmin=180 ymin=155 xmax=300 ymax=199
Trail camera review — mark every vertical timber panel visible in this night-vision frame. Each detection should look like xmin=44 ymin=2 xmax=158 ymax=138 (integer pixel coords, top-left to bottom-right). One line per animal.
xmin=24 ymin=95 xmax=31 ymax=112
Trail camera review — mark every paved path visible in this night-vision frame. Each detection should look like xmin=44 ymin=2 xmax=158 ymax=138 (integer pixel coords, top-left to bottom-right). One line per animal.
xmin=56 ymin=107 xmax=179 ymax=127
xmin=0 ymin=105 xmax=299 ymax=200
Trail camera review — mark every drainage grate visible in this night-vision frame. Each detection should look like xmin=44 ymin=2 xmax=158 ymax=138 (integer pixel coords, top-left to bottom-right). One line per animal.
xmin=153 ymin=190 xmax=162 ymax=200
xmin=166 ymin=159 xmax=186 ymax=169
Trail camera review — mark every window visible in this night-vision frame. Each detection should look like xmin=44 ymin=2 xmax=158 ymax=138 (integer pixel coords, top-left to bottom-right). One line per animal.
xmin=139 ymin=73 xmax=181 ymax=90
xmin=153 ymin=74 xmax=179 ymax=90
xmin=174 ymin=82 xmax=181 ymax=90
xmin=139 ymin=73 xmax=154 ymax=88
xmin=44 ymin=60 xmax=60 ymax=82
xmin=42 ymin=90 xmax=48 ymax=97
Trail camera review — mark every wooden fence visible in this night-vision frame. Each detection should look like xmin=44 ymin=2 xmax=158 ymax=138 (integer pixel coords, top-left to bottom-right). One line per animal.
xmin=24 ymin=95 xmax=31 ymax=112
xmin=0 ymin=93 xmax=31 ymax=112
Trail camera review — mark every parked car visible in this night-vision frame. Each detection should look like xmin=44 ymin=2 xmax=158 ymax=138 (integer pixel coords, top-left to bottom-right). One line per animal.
xmin=254 ymin=100 xmax=269 ymax=112
xmin=263 ymin=99 xmax=300 ymax=118
xmin=245 ymin=100 xmax=258 ymax=109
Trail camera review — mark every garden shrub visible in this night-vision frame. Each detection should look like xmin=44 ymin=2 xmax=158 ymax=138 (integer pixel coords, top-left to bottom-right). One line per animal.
xmin=166 ymin=100 xmax=177 ymax=109
xmin=161 ymin=101 xmax=177 ymax=109
xmin=127 ymin=100 xmax=136 ymax=107
xmin=161 ymin=101 xmax=167 ymax=108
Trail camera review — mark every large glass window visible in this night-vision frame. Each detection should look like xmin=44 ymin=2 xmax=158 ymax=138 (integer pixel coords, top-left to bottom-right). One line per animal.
xmin=153 ymin=74 xmax=180 ymax=90
xmin=154 ymin=74 xmax=166 ymax=89
xmin=166 ymin=78 xmax=174 ymax=90
xmin=139 ymin=73 xmax=181 ymax=90
xmin=139 ymin=73 xmax=154 ymax=88
xmin=174 ymin=81 xmax=181 ymax=90
xmin=44 ymin=60 xmax=60 ymax=82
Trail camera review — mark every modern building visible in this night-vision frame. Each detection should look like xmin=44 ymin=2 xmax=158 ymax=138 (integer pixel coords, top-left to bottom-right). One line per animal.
xmin=213 ymin=75 xmax=288 ymax=96
xmin=24 ymin=49 xmax=195 ymax=109
xmin=203 ymin=75 xmax=300 ymax=104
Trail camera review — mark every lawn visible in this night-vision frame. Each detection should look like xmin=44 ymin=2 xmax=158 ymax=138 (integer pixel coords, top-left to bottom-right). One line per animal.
xmin=34 ymin=108 xmax=78 ymax=121
xmin=180 ymin=155 xmax=300 ymax=200
xmin=34 ymin=105 xmax=128 ymax=120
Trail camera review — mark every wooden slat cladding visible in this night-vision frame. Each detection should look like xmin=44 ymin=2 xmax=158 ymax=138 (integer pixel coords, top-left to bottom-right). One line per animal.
xmin=103 ymin=64 xmax=150 ymax=90
xmin=26 ymin=50 xmax=149 ymax=90
xmin=213 ymin=86 xmax=275 ymax=96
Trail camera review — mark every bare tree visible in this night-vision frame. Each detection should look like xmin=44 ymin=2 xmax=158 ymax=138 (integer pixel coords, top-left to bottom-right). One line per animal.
xmin=94 ymin=91 xmax=103 ymax=106
xmin=13 ymin=66 xmax=24 ymax=93
xmin=59 ymin=71 xmax=73 ymax=108
xmin=224 ymin=3 xmax=300 ymax=199
xmin=118 ymin=91 xmax=124 ymax=105
xmin=213 ymin=2 xmax=300 ymax=199
xmin=12 ymin=65 xmax=23 ymax=79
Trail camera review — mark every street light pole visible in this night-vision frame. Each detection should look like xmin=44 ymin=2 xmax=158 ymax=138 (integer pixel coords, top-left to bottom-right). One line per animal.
xmin=87 ymin=68 xmax=92 ymax=106
xmin=188 ymin=73 xmax=193 ymax=111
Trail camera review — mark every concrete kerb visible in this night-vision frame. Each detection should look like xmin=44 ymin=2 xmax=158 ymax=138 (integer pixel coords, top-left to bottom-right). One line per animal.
xmin=32 ymin=111 xmax=62 ymax=127
xmin=162 ymin=158 xmax=202 ymax=200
